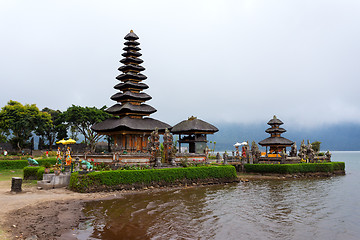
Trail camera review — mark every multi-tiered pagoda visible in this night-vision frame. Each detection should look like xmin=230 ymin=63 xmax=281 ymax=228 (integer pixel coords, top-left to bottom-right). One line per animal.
xmin=92 ymin=30 xmax=171 ymax=153
xmin=258 ymin=115 xmax=294 ymax=154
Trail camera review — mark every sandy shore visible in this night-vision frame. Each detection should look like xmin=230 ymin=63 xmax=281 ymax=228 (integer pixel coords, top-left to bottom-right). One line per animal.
xmin=1 ymin=181 xmax=225 ymax=240
xmin=0 ymin=181 xmax=130 ymax=240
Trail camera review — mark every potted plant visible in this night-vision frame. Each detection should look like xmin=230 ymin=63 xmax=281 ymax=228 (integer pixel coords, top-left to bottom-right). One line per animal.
xmin=43 ymin=162 xmax=52 ymax=174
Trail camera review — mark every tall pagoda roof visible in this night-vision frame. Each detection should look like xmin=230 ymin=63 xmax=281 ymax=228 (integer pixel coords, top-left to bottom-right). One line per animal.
xmin=110 ymin=92 xmax=152 ymax=102
xmin=124 ymin=30 xmax=139 ymax=40
xmin=114 ymin=82 xmax=149 ymax=91
xmin=116 ymin=73 xmax=147 ymax=81
xmin=120 ymin=57 xmax=144 ymax=65
xmin=92 ymin=116 xmax=171 ymax=133
xmin=118 ymin=64 xmax=145 ymax=72
xmin=124 ymin=40 xmax=140 ymax=46
xmin=92 ymin=30 xmax=170 ymax=135
xmin=105 ymin=103 xmax=156 ymax=115
xmin=122 ymin=51 xmax=142 ymax=57
xmin=123 ymin=46 xmax=141 ymax=52
xmin=171 ymin=116 xmax=219 ymax=134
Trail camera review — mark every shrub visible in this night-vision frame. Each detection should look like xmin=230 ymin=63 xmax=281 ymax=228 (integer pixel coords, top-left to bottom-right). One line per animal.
xmin=23 ymin=166 xmax=46 ymax=180
xmin=36 ymin=158 xmax=57 ymax=166
xmin=23 ymin=167 xmax=41 ymax=180
xmin=69 ymin=165 xmax=237 ymax=193
xmin=37 ymin=167 xmax=45 ymax=180
xmin=244 ymin=162 xmax=345 ymax=174
xmin=42 ymin=161 xmax=52 ymax=168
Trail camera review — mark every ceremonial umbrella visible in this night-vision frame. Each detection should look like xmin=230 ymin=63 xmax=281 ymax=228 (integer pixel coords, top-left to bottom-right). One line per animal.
xmin=64 ymin=138 xmax=76 ymax=144
xmin=234 ymin=142 xmax=242 ymax=147
xmin=56 ymin=139 xmax=67 ymax=144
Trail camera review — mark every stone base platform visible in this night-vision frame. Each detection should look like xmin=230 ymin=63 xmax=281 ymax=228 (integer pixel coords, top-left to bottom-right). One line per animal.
xmin=37 ymin=173 xmax=71 ymax=190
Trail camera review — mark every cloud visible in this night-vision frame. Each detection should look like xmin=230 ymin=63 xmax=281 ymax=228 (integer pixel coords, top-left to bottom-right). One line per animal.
xmin=1 ymin=0 xmax=359 ymax=128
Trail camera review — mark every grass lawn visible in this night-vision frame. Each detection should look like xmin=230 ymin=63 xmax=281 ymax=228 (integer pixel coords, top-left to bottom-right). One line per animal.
xmin=0 ymin=169 xmax=23 ymax=181
xmin=0 ymin=169 xmax=37 ymax=186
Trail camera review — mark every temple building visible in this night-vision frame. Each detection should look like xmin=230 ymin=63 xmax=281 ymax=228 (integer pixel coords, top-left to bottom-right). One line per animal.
xmin=171 ymin=116 xmax=218 ymax=154
xmin=92 ymin=30 xmax=171 ymax=153
xmin=258 ymin=115 xmax=294 ymax=154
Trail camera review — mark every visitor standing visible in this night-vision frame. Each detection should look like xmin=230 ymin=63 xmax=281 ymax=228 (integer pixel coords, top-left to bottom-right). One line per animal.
xmin=46 ymin=151 xmax=49 ymax=158
xmin=4 ymin=150 xmax=7 ymax=156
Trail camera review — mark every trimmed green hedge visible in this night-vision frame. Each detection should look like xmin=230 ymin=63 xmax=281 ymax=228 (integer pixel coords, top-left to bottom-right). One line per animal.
xmin=0 ymin=158 xmax=56 ymax=170
xmin=0 ymin=160 xmax=29 ymax=169
xmin=23 ymin=166 xmax=46 ymax=180
xmin=244 ymin=162 xmax=345 ymax=174
xmin=37 ymin=158 xmax=57 ymax=166
xmin=37 ymin=167 xmax=46 ymax=180
xmin=69 ymin=165 xmax=237 ymax=193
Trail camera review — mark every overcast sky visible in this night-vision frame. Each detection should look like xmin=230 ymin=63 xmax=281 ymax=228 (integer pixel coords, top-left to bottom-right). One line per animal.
xmin=1 ymin=0 xmax=359 ymax=128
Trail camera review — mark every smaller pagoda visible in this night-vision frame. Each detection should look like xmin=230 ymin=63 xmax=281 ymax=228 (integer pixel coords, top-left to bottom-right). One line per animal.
xmin=171 ymin=116 xmax=218 ymax=154
xmin=258 ymin=115 xmax=294 ymax=154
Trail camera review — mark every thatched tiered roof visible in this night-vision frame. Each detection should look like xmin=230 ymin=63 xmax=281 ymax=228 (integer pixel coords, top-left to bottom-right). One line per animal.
xmin=259 ymin=115 xmax=293 ymax=147
xmin=171 ymin=116 xmax=218 ymax=135
xmin=92 ymin=30 xmax=170 ymax=134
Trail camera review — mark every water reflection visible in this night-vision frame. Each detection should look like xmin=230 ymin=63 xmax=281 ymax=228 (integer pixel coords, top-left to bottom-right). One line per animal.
xmin=74 ymin=152 xmax=360 ymax=240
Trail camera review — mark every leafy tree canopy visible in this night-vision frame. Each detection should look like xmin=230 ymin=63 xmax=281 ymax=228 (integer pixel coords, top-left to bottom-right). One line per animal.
xmin=0 ymin=100 xmax=52 ymax=150
xmin=63 ymin=105 xmax=111 ymax=152
xmin=36 ymin=107 xmax=68 ymax=149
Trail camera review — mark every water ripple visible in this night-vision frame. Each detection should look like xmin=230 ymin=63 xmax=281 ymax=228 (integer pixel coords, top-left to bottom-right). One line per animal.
xmin=73 ymin=152 xmax=360 ymax=240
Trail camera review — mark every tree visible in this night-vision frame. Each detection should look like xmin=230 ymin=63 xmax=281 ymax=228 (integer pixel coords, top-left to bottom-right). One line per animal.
xmin=311 ymin=141 xmax=321 ymax=153
xmin=36 ymin=108 xmax=68 ymax=150
xmin=63 ymin=105 xmax=111 ymax=152
xmin=0 ymin=128 xmax=9 ymax=143
xmin=0 ymin=100 xmax=52 ymax=151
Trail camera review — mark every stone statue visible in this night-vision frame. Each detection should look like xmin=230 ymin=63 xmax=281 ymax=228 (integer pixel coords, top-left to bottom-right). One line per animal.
xmin=163 ymin=128 xmax=176 ymax=165
xmin=81 ymin=160 xmax=93 ymax=171
xmin=56 ymin=147 xmax=62 ymax=165
xmin=244 ymin=143 xmax=250 ymax=163
xmin=223 ymin=152 xmax=228 ymax=165
xmin=325 ymin=150 xmax=332 ymax=160
xmin=65 ymin=147 xmax=72 ymax=166
xmin=216 ymin=152 xmax=221 ymax=163
xmin=149 ymin=128 xmax=161 ymax=167
xmin=74 ymin=157 xmax=80 ymax=172
xmin=170 ymin=145 xmax=177 ymax=166
xmin=298 ymin=140 xmax=306 ymax=159
xmin=27 ymin=157 xmax=38 ymax=166
xmin=306 ymin=140 xmax=315 ymax=162
xmin=251 ymin=141 xmax=261 ymax=163
xmin=290 ymin=142 xmax=297 ymax=157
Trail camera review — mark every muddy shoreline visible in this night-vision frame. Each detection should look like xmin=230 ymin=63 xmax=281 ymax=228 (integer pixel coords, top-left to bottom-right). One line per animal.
xmin=2 ymin=171 xmax=345 ymax=240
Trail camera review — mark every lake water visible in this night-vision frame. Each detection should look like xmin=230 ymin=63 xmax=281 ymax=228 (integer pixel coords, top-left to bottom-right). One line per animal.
xmin=73 ymin=151 xmax=360 ymax=240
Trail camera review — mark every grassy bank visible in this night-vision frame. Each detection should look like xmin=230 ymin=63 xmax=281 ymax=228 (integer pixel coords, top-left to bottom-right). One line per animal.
xmin=244 ymin=162 xmax=345 ymax=174
xmin=69 ymin=165 xmax=237 ymax=193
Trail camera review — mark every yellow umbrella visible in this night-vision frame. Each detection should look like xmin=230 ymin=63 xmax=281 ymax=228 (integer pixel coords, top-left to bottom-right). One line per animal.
xmin=64 ymin=138 xmax=76 ymax=144
xmin=56 ymin=139 xmax=67 ymax=144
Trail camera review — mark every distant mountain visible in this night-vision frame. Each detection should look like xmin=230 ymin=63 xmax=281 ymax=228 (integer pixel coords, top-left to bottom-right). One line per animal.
xmin=207 ymin=122 xmax=360 ymax=152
